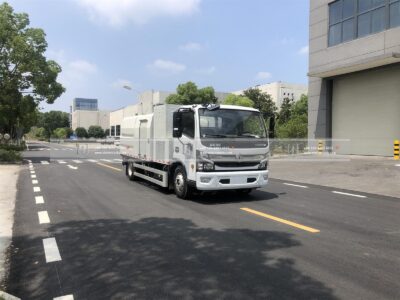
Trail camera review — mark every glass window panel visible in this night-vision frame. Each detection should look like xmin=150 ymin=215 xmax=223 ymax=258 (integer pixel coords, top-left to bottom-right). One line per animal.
xmin=329 ymin=23 xmax=342 ymax=46
xmin=390 ymin=2 xmax=400 ymax=28
xmin=358 ymin=12 xmax=371 ymax=37
xmin=343 ymin=0 xmax=355 ymax=19
xmin=330 ymin=1 xmax=343 ymax=24
xmin=342 ymin=18 xmax=355 ymax=41
xmin=372 ymin=7 xmax=386 ymax=33
xmin=359 ymin=0 xmax=373 ymax=12
xmin=359 ymin=0 xmax=385 ymax=12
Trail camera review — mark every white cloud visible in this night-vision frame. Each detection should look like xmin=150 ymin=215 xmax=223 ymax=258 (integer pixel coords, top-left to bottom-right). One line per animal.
xmin=196 ymin=66 xmax=216 ymax=75
xmin=255 ymin=71 xmax=272 ymax=80
xmin=76 ymin=0 xmax=201 ymax=27
xmin=148 ymin=59 xmax=186 ymax=74
xmin=298 ymin=45 xmax=309 ymax=55
xmin=112 ymin=79 xmax=134 ymax=89
xmin=179 ymin=42 xmax=202 ymax=51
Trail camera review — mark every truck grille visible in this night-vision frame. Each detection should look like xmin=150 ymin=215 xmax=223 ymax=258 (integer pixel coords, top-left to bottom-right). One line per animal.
xmin=214 ymin=161 xmax=259 ymax=168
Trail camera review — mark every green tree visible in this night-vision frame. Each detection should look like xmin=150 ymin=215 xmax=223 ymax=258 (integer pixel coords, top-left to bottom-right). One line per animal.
xmin=0 ymin=3 xmax=65 ymax=140
xmin=37 ymin=111 xmax=70 ymax=138
xmin=292 ymin=94 xmax=308 ymax=117
xmin=75 ymin=127 xmax=88 ymax=138
xmin=223 ymin=94 xmax=254 ymax=107
xmin=242 ymin=88 xmax=277 ymax=117
xmin=276 ymin=115 xmax=308 ymax=138
xmin=166 ymin=82 xmax=218 ymax=105
xmin=277 ymin=97 xmax=294 ymax=125
xmin=276 ymin=95 xmax=308 ymax=139
xmin=53 ymin=127 xmax=67 ymax=139
xmin=88 ymin=125 xmax=105 ymax=138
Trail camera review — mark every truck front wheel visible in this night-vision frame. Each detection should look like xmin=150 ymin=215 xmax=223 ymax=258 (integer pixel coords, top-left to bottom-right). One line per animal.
xmin=173 ymin=166 xmax=192 ymax=199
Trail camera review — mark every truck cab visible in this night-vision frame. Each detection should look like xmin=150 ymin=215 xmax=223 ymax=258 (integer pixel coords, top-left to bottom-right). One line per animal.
xmin=171 ymin=104 xmax=269 ymax=198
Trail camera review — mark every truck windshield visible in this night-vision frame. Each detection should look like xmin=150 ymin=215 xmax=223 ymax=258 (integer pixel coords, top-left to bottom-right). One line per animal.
xmin=199 ymin=108 xmax=267 ymax=139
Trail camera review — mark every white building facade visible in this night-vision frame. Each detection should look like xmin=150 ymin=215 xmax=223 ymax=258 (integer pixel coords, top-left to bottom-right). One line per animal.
xmin=233 ymin=82 xmax=308 ymax=109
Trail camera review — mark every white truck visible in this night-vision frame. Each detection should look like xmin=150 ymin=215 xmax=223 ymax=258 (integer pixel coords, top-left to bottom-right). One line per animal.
xmin=120 ymin=103 xmax=269 ymax=199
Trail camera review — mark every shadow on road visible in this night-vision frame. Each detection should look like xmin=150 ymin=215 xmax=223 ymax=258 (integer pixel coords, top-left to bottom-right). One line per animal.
xmin=7 ymin=217 xmax=337 ymax=300
xmin=189 ymin=189 xmax=281 ymax=205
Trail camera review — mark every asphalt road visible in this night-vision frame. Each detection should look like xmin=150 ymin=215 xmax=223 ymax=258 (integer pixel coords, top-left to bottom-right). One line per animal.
xmin=5 ymin=142 xmax=400 ymax=299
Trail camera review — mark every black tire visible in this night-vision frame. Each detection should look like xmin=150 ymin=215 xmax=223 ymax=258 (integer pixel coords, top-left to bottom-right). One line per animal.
xmin=126 ymin=162 xmax=137 ymax=181
xmin=235 ymin=189 xmax=252 ymax=195
xmin=173 ymin=166 xmax=193 ymax=199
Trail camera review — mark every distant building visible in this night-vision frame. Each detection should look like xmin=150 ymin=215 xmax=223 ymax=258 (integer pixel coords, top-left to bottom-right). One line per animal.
xmin=232 ymin=82 xmax=308 ymax=109
xmin=71 ymin=98 xmax=109 ymax=131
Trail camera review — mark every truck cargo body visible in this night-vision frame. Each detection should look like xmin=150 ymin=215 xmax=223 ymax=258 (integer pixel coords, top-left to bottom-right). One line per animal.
xmin=120 ymin=104 xmax=269 ymax=198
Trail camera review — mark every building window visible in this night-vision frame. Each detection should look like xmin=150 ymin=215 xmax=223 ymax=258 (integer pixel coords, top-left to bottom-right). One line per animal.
xmin=391 ymin=0 xmax=400 ymax=28
xmin=111 ymin=126 xmax=115 ymax=136
xmin=328 ymin=0 xmax=399 ymax=47
xmin=116 ymin=125 xmax=121 ymax=136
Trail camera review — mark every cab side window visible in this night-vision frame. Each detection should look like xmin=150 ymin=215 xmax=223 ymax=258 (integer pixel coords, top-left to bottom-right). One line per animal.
xmin=181 ymin=112 xmax=195 ymax=138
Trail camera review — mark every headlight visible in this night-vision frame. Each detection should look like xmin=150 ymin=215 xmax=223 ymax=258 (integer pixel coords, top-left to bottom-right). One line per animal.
xmin=197 ymin=161 xmax=214 ymax=171
xmin=258 ymin=160 xmax=268 ymax=170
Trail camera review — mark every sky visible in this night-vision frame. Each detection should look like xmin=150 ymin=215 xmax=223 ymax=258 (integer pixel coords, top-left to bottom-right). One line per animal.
xmin=6 ymin=0 xmax=310 ymax=112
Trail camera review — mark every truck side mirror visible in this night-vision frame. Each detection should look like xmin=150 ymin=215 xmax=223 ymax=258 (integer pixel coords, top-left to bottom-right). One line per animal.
xmin=173 ymin=111 xmax=183 ymax=138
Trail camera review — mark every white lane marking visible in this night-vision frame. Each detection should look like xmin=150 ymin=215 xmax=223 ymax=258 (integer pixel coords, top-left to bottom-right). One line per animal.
xmin=57 ymin=160 xmax=67 ymax=164
xmin=33 ymin=186 xmax=41 ymax=192
xmin=32 ymin=179 xmax=39 ymax=184
xmin=27 ymin=159 xmax=32 ymax=162
xmin=31 ymin=174 xmax=37 ymax=179
xmin=41 ymin=161 xmax=50 ymax=165
xmin=332 ymin=191 xmax=367 ymax=198
xmin=87 ymin=159 xmax=98 ymax=163
xmin=283 ymin=183 xmax=308 ymax=188
xmin=53 ymin=148 xmax=59 ymax=150
xmin=113 ymin=158 xmax=123 ymax=162
xmin=396 ymin=164 xmax=400 ymax=167
xmin=38 ymin=211 xmax=50 ymax=224
xmin=67 ymin=165 xmax=78 ymax=170
xmin=54 ymin=295 xmax=74 ymax=300
xmin=35 ymin=196 xmax=44 ymax=204
xmin=42 ymin=237 xmax=61 ymax=262
xmin=72 ymin=160 xmax=83 ymax=164
xmin=29 ymin=166 xmax=34 ymax=170
xmin=30 ymin=170 xmax=35 ymax=174
xmin=100 ymin=159 xmax=112 ymax=162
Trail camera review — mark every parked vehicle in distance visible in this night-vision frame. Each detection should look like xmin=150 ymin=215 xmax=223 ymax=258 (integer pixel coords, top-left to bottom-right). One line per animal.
xmin=120 ymin=103 xmax=269 ymax=199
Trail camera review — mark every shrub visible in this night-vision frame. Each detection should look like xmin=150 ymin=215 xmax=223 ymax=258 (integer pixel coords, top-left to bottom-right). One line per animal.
xmin=0 ymin=149 xmax=22 ymax=163
xmin=0 ymin=143 xmax=26 ymax=151
xmin=75 ymin=127 xmax=88 ymax=138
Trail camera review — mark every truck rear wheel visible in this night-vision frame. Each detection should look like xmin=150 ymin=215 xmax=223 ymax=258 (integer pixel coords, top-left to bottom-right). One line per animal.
xmin=126 ymin=162 xmax=137 ymax=181
xmin=173 ymin=166 xmax=192 ymax=199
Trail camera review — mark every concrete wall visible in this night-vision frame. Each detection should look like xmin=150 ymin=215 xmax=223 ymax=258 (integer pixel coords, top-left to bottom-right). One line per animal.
xmin=308 ymin=0 xmax=400 ymax=141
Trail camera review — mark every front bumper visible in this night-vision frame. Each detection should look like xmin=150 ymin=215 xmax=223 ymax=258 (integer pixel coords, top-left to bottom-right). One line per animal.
xmin=195 ymin=170 xmax=268 ymax=191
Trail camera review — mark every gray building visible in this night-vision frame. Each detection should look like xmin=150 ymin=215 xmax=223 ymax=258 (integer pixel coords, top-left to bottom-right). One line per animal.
xmin=309 ymin=0 xmax=400 ymax=156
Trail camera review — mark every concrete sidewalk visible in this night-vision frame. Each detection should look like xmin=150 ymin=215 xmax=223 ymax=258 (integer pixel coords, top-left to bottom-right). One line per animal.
xmin=0 ymin=165 xmax=20 ymax=290
xmin=270 ymin=155 xmax=400 ymax=198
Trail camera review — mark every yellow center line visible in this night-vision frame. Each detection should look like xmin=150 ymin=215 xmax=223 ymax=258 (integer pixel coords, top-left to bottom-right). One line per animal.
xmin=96 ymin=162 xmax=122 ymax=172
xmin=240 ymin=207 xmax=320 ymax=233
